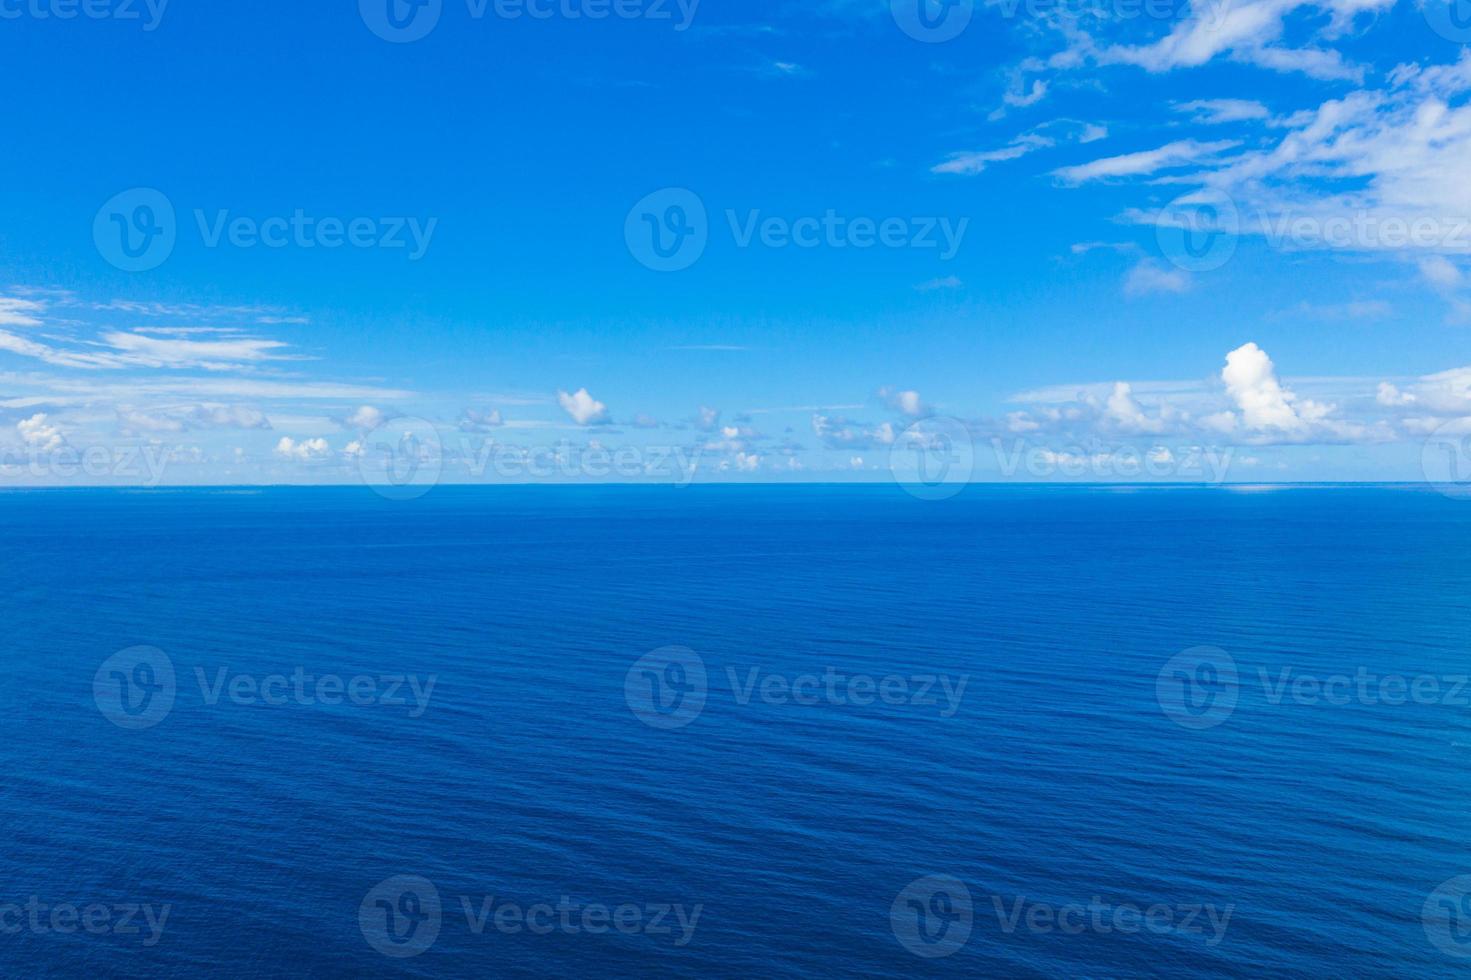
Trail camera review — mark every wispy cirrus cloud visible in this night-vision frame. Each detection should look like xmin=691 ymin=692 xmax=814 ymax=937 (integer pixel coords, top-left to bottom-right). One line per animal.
xmin=934 ymin=119 xmax=1106 ymax=177
xmin=1051 ymin=139 xmax=1238 ymax=184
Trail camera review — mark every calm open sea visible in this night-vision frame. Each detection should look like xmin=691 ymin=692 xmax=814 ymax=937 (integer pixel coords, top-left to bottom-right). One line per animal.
xmin=3 ymin=485 xmax=1470 ymax=977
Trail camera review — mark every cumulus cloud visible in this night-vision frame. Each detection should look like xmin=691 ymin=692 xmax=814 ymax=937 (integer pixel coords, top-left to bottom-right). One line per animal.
xmin=1377 ymin=382 xmax=1416 ymax=407
xmin=1104 ymin=382 xmax=1175 ymax=434
xmin=558 ymin=388 xmax=610 ymax=426
xmin=345 ymin=405 xmax=388 ymax=431
xmin=274 ymin=436 xmax=332 ymax=461
xmin=458 ymin=408 xmax=505 ymax=432
xmin=811 ymin=414 xmax=896 ymax=450
xmin=17 ymin=413 xmax=65 ymax=452
xmin=695 ymin=405 xmax=721 ymax=431
xmin=878 ymin=387 xmax=930 ymax=419
xmin=1220 ymin=342 xmax=1333 ymax=433
xmin=117 ymin=403 xmax=271 ymax=436
xmin=1001 ymin=343 xmax=1404 ymax=447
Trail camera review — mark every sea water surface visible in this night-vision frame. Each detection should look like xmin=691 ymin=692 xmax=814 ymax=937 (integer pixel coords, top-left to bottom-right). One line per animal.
xmin=2 ymin=485 xmax=1470 ymax=977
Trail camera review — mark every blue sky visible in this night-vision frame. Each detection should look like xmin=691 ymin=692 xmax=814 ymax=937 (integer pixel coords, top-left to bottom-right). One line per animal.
xmin=1 ymin=0 xmax=1469 ymax=485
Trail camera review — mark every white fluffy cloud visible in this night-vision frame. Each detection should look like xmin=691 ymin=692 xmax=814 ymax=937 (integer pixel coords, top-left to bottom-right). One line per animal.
xmin=117 ymin=403 xmax=271 ymax=435
xmin=558 ymin=388 xmax=609 ymax=426
xmin=274 ymin=436 xmax=332 ymax=461
xmin=1220 ymin=342 xmax=1332 ymax=433
xmin=811 ymin=414 xmax=896 ymax=450
xmin=458 ymin=408 xmax=505 ymax=432
xmin=345 ymin=405 xmax=387 ymax=431
xmin=1104 ymin=382 xmax=1174 ymax=434
xmin=879 ymin=387 xmax=930 ymax=418
xmin=17 ymin=413 xmax=65 ymax=452
xmin=1002 ymin=342 xmax=1410 ymax=447
xmin=695 ymin=405 xmax=721 ymax=431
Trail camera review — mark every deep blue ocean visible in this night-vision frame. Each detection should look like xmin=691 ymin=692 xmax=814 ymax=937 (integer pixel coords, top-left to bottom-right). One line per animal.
xmin=4 ymin=485 xmax=1471 ymax=977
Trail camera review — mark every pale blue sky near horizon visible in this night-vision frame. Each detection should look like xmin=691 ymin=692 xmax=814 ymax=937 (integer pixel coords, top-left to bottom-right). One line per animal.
xmin=1 ymin=0 xmax=1470 ymax=485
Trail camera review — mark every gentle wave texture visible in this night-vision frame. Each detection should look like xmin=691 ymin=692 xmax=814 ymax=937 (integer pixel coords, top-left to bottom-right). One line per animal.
xmin=3 ymin=485 xmax=1470 ymax=977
